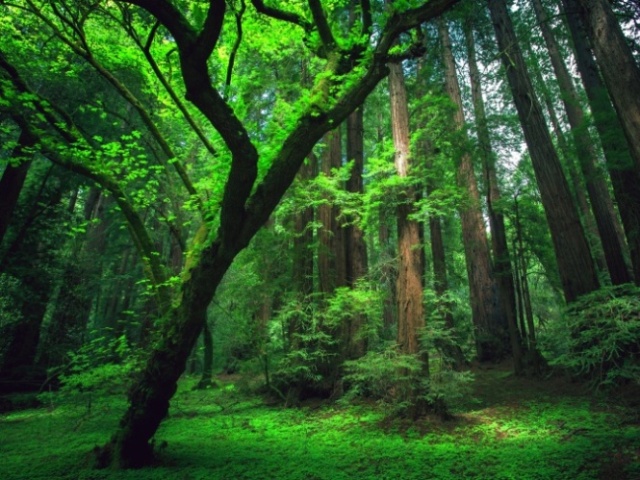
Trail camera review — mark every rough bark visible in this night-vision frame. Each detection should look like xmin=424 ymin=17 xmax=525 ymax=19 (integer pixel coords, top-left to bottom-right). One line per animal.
xmin=439 ymin=18 xmax=507 ymax=361
xmin=488 ymin=0 xmax=599 ymax=303
xmin=562 ymin=0 xmax=640 ymax=284
xmin=532 ymin=0 xmax=630 ymax=285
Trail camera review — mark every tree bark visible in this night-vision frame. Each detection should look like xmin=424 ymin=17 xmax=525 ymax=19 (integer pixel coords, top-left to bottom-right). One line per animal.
xmin=488 ymin=0 xmax=599 ymax=303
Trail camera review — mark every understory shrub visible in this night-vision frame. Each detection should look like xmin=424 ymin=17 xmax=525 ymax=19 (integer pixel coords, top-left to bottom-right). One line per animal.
xmin=540 ymin=284 xmax=640 ymax=388
xmin=342 ymin=345 xmax=473 ymax=418
xmin=39 ymin=333 xmax=143 ymax=411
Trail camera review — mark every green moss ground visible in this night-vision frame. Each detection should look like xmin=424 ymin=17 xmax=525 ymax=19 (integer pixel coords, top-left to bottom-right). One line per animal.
xmin=1 ymin=368 xmax=639 ymax=479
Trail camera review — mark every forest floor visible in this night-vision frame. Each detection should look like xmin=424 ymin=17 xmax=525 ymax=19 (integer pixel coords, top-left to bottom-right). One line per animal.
xmin=1 ymin=363 xmax=639 ymax=480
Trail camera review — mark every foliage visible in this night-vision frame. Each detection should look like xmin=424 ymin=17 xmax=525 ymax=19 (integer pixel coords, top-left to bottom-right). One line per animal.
xmin=342 ymin=344 xmax=473 ymax=418
xmin=540 ymin=284 xmax=640 ymax=388
xmin=39 ymin=333 xmax=143 ymax=412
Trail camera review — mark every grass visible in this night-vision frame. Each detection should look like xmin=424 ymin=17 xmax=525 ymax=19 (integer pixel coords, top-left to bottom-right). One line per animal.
xmin=1 ymin=366 xmax=639 ymax=479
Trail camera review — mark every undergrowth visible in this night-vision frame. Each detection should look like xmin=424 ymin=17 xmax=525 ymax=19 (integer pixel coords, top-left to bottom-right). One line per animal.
xmin=1 ymin=371 xmax=639 ymax=479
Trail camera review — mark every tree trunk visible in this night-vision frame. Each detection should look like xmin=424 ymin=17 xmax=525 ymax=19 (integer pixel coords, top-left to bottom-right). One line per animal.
xmin=388 ymin=61 xmax=425 ymax=360
xmin=463 ymin=20 xmax=523 ymax=371
xmin=439 ymin=18 xmax=508 ymax=361
xmin=488 ymin=0 xmax=599 ymax=303
xmin=0 ymin=129 xmax=35 ymax=246
xmin=532 ymin=0 xmax=631 ymax=285
xmin=344 ymin=107 xmax=369 ymax=359
xmin=562 ymin=0 xmax=640 ymax=284
xmin=318 ymin=128 xmax=347 ymax=296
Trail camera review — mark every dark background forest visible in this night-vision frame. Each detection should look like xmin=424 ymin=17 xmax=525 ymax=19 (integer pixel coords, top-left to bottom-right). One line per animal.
xmin=1 ymin=0 xmax=639 ymax=478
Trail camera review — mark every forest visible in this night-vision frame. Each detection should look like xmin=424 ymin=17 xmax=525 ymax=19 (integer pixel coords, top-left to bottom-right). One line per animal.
xmin=1 ymin=0 xmax=639 ymax=478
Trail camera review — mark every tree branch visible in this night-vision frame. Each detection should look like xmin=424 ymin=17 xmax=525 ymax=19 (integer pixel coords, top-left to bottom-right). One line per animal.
xmin=250 ymin=0 xmax=312 ymax=32
xmin=307 ymin=0 xmax=336 ymax=48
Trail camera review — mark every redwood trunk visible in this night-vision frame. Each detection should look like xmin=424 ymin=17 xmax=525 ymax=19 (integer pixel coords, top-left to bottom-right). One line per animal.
xmin=388 ymin=62 xmax=425 ymax=358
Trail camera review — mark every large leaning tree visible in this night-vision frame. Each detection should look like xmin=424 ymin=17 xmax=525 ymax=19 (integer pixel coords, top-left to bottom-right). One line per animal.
xmin=0 ymin=0 xmax=461 ymax=468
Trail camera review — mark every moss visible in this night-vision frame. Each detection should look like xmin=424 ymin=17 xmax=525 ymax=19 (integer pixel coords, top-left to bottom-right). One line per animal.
xmin=1 ymin=375 xmax=639 ymax=479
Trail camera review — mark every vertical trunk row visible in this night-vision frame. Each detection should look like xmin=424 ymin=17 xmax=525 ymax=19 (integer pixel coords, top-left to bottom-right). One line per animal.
xmin=562 ymin=0 xmax=640 ymax=284
xmin=531 ymin=0 xmax=630 ymax=285
xmin=487 ymin=0 xmax=599 ymax=303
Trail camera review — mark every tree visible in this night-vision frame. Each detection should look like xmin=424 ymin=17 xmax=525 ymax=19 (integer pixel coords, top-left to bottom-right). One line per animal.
xmin=1 ymin=0 xmax=462 ymax=468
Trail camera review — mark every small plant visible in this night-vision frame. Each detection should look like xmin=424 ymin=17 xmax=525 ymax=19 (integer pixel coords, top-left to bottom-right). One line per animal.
xmin=540 ymin=284 xmax=640 ymax=388
xmin=39 ymin=332 xmax=143 ymax=412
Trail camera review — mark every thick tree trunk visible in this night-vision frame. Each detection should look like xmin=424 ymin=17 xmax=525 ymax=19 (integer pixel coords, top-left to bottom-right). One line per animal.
xmin=532 ymin=0 xmax=631 ymax=285
xmin=439 ymin=19 xmax=508 ymax=361
xmin=488 ymin=0 xmax=599 ymax=303
xmin=318 ymin=128 xmax=347 ymax=296
xmin=344 ymin=107 xmax=369 ymax=359
xmin=562 ymin=0 xmax=640 ymax=284
xmin=97 ymin=239 xmax=234 ymax=468
xmin=463 ymin=20 xmax=523 ymax=371
xmin=388 ymin=62 xmax=425 ymax=359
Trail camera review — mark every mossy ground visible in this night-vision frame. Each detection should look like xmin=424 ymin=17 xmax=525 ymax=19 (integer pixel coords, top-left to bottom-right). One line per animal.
xmin=1 ymin=365 xmax=639 ymax=479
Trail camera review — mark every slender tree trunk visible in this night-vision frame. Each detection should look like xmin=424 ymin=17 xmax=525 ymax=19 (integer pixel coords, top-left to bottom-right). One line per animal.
xmin=439 ymin=19 xmax=508 ymax=361
xmin=488 ymin=0 xmax=599 ymax=303
xmin=388 ymin=61 xmax=425 ymax=360
xmin=562 ymin=0 xmax=640 ymax=284
xmin=532 ymin=0 xmax=630 ymax=285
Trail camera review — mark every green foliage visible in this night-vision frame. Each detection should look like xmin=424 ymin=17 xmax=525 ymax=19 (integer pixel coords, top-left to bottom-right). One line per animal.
xmin=39 ymin=333 xmax=143 ymax=411
xmin=342 ymin=346 xmax=425 ymax=415
xmin=540 ymin=284 xmax=640 ymax=388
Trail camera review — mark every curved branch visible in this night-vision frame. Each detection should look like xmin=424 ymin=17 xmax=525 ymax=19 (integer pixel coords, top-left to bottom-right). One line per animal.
xmin=250 ymin=0 xmax=312 ymax=32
